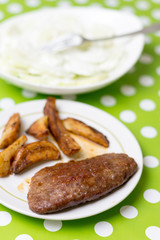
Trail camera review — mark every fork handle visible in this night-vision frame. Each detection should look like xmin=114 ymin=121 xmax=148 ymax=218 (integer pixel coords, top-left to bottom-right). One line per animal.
xmin=87 ymin=22 xmax=160 ymax=42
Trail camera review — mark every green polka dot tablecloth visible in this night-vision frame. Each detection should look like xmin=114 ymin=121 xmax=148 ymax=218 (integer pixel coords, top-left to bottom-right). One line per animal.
xmin=0 ymin=0 xmax=160 ymax=240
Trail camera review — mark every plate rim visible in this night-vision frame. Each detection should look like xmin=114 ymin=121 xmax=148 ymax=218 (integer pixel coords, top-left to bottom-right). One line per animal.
xmin=0 ymin=7 xmax=145 ymax=95
xmin=0 ymin=99 xmax=143 ymax=220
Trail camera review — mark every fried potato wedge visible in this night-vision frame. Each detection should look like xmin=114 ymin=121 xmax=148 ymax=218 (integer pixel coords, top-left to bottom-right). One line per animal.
xmin=0 ymin=135 xmax=27 ymax=177
xmin=26 ymin=116 xmax=49 ymax=140
xmin=63 ymin=118 xmax=109 ymax=148
xmin=0 ymin=113 xmax=20 ymax=149
xmin=12 ymin=140 xmax=61 ymax=174
xmin=44 ymin=97 xmax=81 ymax=156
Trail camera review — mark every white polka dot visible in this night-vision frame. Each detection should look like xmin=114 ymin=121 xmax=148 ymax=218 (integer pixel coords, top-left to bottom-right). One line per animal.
xmin=143 ymin=189 xmax=160 ymax=203
xmin=100 ymin=95 xmax=116 ymax=107
xmin=156 ymin=66 xmax=160 ymax=75
xmin=74 ymin=0 xmax=88 ymax=4
xmin=0 ymin=0 xmax=9 ymax=3
xmin=44 ymin=220 xmax=62 ymax=232
xmin=120 ymin=205 xmax=138 ymax=219
xmin=119 ymin=110 xmax=136 ymax=123
xmin=140 ymin=16 xmax=151 ymax=26
xmin=145 ymin=36 xmax=152 ymax=44
xmin=57 ymin=1 xmax=72 ymax=8
xmin=121 ymin=6 xmax=134 ymax=13
xmin=0 ymin=97 xmax=15 ymax=110
xmin=61 ymin=94 xmax=76 ymax=101
xmin=0 ymin=211 xmax=12 ymax=226
xmin=25 ymin=0 xmax=41 ymax=7
xmin=7 ymin=3 xmax=23 ymax=14
xmin=139 ymin=99 xmax=156 ymax=111
xmin=158 ymin=90 xmax=160 ymax=96
xmin=139 ymin=75 xmax=154 ymax=87
xmin=154 ymin=45 xmax=160 ymax=55
xmin=120 ymin=85 xmax=136 ymax=96
xmin=104 ymin=0 xmax=119 ymax=7
xmin=15 ymin=234 xmax=33 ymax=240
xmin=152 ymin=0 xmax=160 ymax=3
xmin=145 ymin=226 xmax=160 ymax=240
xmin=140 ymin=54 xmax=153 ymax=64
xmin=144 ymin=156 xmax=159 ymax=168
xmin=154 ymin=30 xmax=160 ymax=37
xmin=152 ymin=9 xmax=160 ymax=20
xmin=140 ymin=126 xmax=157 ymax=138
xmin=22 ymin=89 xmax=37 ymax=98
xmin=0 ymin=10 xmax=4 ymax=20
xmin=136 ymin=1 xmax=150 ymax=10
xmin=94 ymin=221 xmax=113 ymax=237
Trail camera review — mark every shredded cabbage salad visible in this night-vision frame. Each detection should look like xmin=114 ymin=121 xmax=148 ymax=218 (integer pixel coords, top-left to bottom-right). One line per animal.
xmin=0 ymin=9 xmax=125 ymax=87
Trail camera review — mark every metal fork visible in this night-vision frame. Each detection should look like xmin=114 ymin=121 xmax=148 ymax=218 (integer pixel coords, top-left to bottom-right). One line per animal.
xmin=41 ymin=22 xmax=160 ymax=53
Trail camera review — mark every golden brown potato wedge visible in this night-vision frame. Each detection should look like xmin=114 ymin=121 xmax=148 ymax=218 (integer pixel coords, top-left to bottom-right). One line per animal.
xmin=0 ymin=113 xmax=20 ymax=149
xmin=26 ymin=116 xmax=49 ymax=140
xmin=12 ymin=140 xmax=61 ymax=174
xmin=44 ymin=97 xmax=81 ymax=156
xmin=0 ymin=135 xmax=27 ymax=177
xmin=63 ymin=118 xmax=109 ymax=148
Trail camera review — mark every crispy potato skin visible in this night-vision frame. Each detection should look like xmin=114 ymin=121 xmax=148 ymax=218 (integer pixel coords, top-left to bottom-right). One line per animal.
xmin=0 ymin=113 xmax=20 ymax=149
xmin=26 ymin=116 xmax=49 ymax=140
xmin=44 ymin=97 xmax=80 ymax=156
xmin=12 ymin=141 xmax=61 ymax=174
xmin=0 ymin=135 xmax=27 ymax=177
xmin=63 ymin=117 xmax=109 ymax=147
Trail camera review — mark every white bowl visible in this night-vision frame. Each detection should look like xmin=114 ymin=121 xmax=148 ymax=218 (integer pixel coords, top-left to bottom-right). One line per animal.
xmin=0 ymin=7 xmax=144 ymax=95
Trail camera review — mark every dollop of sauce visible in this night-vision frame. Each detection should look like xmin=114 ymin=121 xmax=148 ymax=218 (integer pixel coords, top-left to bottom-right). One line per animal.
xmin=17 ymin=178 xmax=31 ymax=194
xmin=71 ymin=134 xmax=108 ymax=160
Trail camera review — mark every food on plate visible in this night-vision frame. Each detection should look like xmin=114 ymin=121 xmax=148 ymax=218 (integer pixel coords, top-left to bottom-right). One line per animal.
xmin=69 ymin=133 xmax=108 ymax=160
xmin=12 ymin=140 xmax=61 ymax=174
xmin=0 ymin=97 xmax=141 ymax=218
xmin=17 ymin=177 xmax=31 ymax=194
xmin=27 ymin=153 xmax=137 ymax=214
xmin=44 ymin=97 xmax=81 ymax=156
xmin=0 ymin=9 xmax=125 ymax=87
xmin=0 ymin=113 xmax=20 ymax=149
xmin=63 ymin=117 xmax=109 ymax=147
xmin=0 ymin=135 xmax=27 ymax=177
xmin=26 ymin=115 xmax=49 ymax=140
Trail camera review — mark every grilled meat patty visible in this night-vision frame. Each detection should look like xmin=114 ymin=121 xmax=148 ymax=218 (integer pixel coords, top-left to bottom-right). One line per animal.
xmin=27 ymin=153 xmax=138 ymax=214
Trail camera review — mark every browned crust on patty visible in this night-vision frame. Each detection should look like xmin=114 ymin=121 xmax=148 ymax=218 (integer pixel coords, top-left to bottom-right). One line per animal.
xmin=27 ymin=153 xmax=137 ymax=214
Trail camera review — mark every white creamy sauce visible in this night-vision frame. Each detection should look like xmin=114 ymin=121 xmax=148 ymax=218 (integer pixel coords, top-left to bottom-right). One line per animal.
xmin=0 ymin=10 xmax=125 ymax=86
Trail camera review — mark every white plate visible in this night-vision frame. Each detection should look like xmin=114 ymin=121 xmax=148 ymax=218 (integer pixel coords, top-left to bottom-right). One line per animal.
xmin=0 ymin=100 xmax=143 ymax=220
xmin=0 ymin=7 xmax=144 ymax=95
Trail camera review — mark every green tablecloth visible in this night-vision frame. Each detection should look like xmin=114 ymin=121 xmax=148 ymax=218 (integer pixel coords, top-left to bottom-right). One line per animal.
xmin=0 ymin=0 xmax=160 ymax=239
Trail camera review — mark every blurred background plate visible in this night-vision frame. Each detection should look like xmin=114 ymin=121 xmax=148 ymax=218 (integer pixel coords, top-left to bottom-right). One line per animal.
xmin=0 ymin=7 xmax=145 ymax=95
